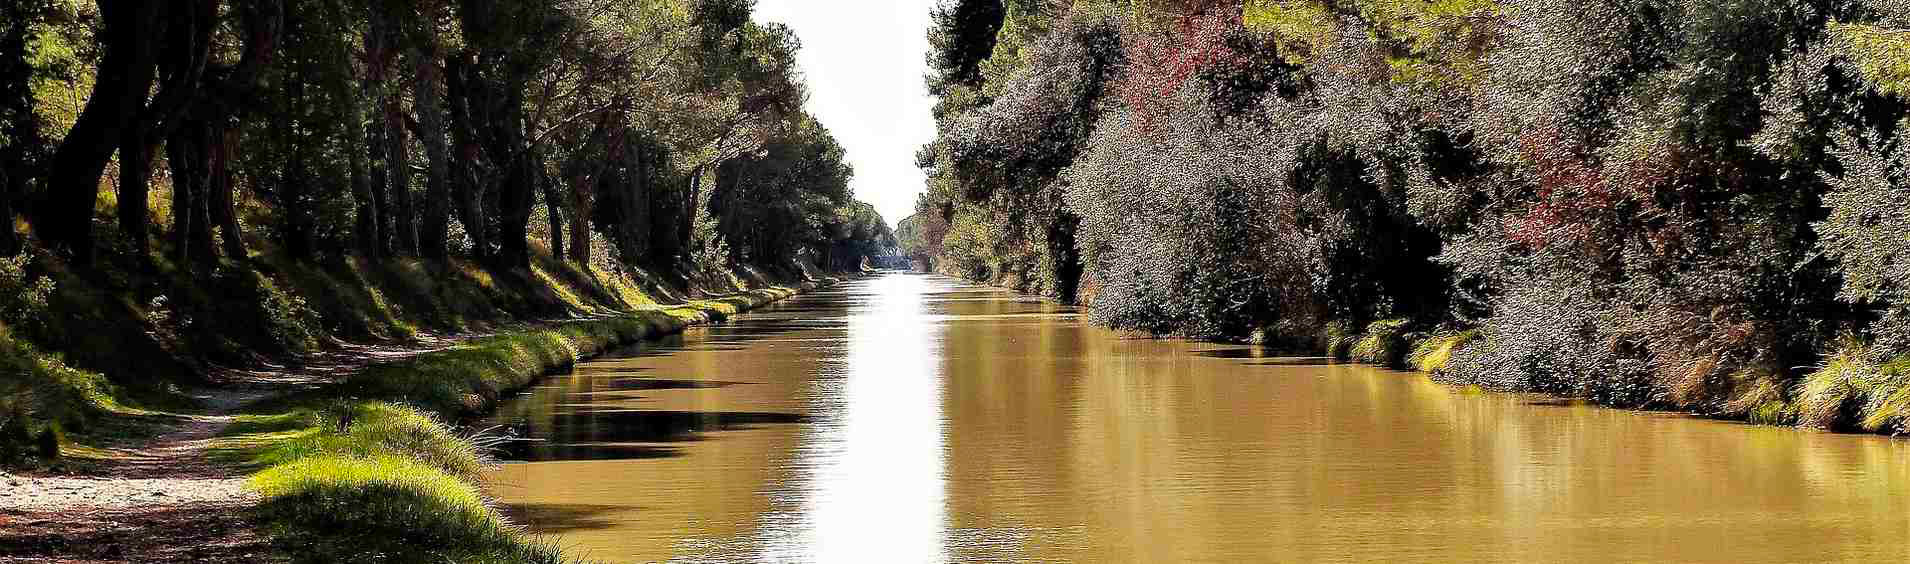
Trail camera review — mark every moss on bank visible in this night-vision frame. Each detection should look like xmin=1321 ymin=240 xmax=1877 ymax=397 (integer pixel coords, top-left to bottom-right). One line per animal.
xmin=223 ymin=284 xmax=808 ymax=563
xmin=0 ymin=322 xmax=136 ymax=466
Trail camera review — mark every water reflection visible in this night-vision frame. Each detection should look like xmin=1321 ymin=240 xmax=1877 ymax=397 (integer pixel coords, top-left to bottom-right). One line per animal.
xmin=762 ymin=274 xmax=950 ymax=562
xmin=488 ymin=274 xmax=1910 ymax=563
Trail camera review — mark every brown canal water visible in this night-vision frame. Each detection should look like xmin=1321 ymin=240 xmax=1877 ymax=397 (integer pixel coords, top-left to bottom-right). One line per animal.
xmin=485 ymin=273 xmax=1910 ymax=563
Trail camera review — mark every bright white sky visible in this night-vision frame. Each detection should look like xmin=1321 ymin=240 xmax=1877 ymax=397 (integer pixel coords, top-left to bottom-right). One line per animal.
xmin=752 ymin=0 xmax=938 ymax=229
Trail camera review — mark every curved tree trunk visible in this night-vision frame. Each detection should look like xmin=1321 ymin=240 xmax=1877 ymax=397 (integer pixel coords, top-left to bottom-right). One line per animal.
xmin=119 ymin=0 xmax=222 ymax=260
xmin=39 ymin=0 xmax=162 ymax=262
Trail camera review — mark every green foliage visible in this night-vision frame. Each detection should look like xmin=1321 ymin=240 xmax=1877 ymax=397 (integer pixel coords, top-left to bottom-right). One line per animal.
xmin=928 ymin=0 xmax=1008 ymax=94
xmin=0 ymin=252 xmax=54 ymax=332
xmin=1833 ymin=22 xmax=1910 ymax=97
xmin=248 ymin=455 xmax=574 ymax=563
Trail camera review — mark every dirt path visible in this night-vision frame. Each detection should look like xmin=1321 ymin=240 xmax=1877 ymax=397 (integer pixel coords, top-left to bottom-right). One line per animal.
xmin=0 ymin=335 xmax=475 ymax=563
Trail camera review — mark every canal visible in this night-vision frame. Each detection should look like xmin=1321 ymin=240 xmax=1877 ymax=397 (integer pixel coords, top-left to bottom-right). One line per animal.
xmin=486 ymin=273 xmax=1910 ymax=562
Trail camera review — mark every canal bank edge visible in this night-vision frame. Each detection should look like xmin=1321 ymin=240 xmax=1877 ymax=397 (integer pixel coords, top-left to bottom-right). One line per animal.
xmin=225 ymin=277 xmax=841 ymax=563
xmin=963 ymin=276 xmax=1849 ymax=436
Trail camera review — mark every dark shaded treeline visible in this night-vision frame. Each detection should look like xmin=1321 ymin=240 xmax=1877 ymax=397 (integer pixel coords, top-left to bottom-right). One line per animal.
xmin=1 ymin=0 xmax=895 ymax=274
xmin=906 ymin=0 xmax=1910 ymax=432
xmin=0 ymin=0 xmax=899 ymax=465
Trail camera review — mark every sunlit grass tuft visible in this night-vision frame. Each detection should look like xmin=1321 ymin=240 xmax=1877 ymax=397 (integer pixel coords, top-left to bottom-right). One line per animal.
xmin=1723 ymin=369 xmax=1794 ymax=426
xmin=1407 ymin=330 xmax=1479 ymax=374
xmin=1324 ymin=320 xmax=1356 ymax=359
xmin=220 ymin=402 xmax=486 ymax=482
xmin=1349 ymin=319 xmax=1412 ymax=367
xmin=1795 ymin=341 xmax=1910 ymax=432
xmin=248 ymin=454 xmax=577 ymax=563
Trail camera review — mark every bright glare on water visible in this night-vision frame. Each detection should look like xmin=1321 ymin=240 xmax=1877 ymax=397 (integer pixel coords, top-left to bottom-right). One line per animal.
xmin=486 ymin=273 xmax=1910 ymax=563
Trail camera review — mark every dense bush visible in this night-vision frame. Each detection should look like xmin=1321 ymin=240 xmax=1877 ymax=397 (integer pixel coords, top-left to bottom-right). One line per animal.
xmin=912 ymin=0 xmax=1910 ymax=428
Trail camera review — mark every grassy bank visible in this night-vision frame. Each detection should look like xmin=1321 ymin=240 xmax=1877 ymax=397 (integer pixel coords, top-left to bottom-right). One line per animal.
xmin=219 ymin=284 xmax=810 ymax=563
xmin=1320 ymin=318 xmax=1910 ymax=436
xmin=0 ymin=321 xmax=141 ymax=467
xmin=0 ymin=225 xmax=831 ymax=560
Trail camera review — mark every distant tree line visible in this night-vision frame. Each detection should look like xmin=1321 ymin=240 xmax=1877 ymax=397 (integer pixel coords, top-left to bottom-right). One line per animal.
xmin=0 ymin=0 xmax=892 ymax=275
xmin=906 ymin=0 xmax=1910 ymax=429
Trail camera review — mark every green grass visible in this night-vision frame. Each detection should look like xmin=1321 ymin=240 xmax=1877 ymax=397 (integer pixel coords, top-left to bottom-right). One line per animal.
xmin=248 ymin=455 xmax=575 ymax=563
xmin=0 ymin=321 xmax=134 ymax=465
xmin=1324 ymin=320 xmax=1357 ymax=359
xmin=334 ymin=289 xmax=797 ymax=420
xmin=1406 ymin=330 xmax=1478 ymax=374
xmin=219 ymin=402 xmax=486 ymax=482
xmin=1795 ymin=343 xmax=1910 ymax=432
xmin=1724 ymin=369 xmax=1794 ymax=426
xmin=1349 ymin=318 xmax=1412 ymax=367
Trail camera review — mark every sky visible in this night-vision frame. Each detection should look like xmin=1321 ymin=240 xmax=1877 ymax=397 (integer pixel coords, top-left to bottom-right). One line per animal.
xmin=752 ymin=0 xmax=938 ymax=229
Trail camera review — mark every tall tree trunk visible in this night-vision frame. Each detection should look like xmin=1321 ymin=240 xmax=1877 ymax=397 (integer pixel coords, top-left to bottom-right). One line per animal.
xmin=363 ymin=8 xmax=395 ymax=257
xmin=385 ymin=99 xmax=415 ymax=256
xmin=543 ymin=163 xmax=564 ymax=262
xmin=167 ymin=122 xmax=209 ymax=267
xmin=493 ymin=87 xmax=534 ymax=270
xmin=570 ymin=173 xmax=592 ymax=265
xmin=124 ymin=0 xmax=232 ymax=259
xmin=412 ymin=42 xmax=449 ymax=260
xmin=676 ymin=164 xmax=706 ymax=264
xmin=367 ymin=111 xmax=391 ymax=255
xmin=349 ymin=105 xmax=381 ymax=259
xmin=210 ymin=126 xmax=244 ymax=260
xmin=279 ymin=54 xmax=312 ymax=260
xmin=0 ymin=164 xmax=11 ymax=255
xmin=39 ymin=0 xmax=162 ymax=261
xmin=446 ymin=51 xmax=486 ymax=261
xmin=116 ymin=134 xmax=154 ymax=256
